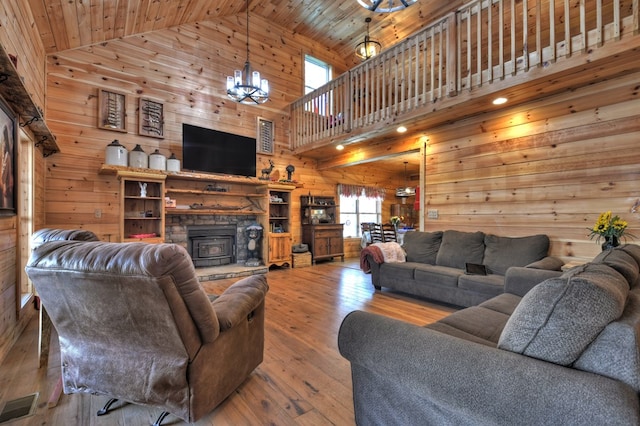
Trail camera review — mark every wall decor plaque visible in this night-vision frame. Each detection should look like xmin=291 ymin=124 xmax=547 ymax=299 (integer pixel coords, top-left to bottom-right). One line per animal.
xmin=139 ymin=98 xmax=164 ymax=138
xmin=98 ymin=89 xmax=127 ymax=132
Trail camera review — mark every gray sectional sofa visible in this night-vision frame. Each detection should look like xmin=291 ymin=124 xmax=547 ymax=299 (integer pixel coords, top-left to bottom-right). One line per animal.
xmin=340 ymin=244 xmax=640 ymax=425
xmin=365 ymin=230 xmax=564 ymax=307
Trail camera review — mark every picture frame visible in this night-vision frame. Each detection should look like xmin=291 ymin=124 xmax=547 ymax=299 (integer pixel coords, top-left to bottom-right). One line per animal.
xmin=139 ymin=98 xmax=164 ymax=138
xmin=0 ymin=96 xmax=16 ymax=214
xmin=98 ymin=89 xmax=127 ymax=132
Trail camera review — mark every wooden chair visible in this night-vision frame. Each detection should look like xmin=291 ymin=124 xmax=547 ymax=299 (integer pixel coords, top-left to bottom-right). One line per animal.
xmin=369 ymin=223 xmax=384 ymax=244
xmin=382 ymin=223 xmax=397 ymax=242
xmin=360 ymin=222 xmax=375 ymax=246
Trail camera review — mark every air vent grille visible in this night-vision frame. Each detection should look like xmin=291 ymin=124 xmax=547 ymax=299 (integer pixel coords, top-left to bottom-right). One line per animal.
xmin=257 ymin=118 xmax=274 ymax=155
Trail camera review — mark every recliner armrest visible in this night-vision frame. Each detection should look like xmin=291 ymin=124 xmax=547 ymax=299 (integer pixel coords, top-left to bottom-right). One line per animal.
xmin=212 ymin=274 xmax=269 ymax=331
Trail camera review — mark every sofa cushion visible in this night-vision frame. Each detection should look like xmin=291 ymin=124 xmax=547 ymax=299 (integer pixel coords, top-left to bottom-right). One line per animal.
xmin=378 ymin=262 xmax=416 ymax=288
xmin=497 ymin=263 xmax=629 ymax=365
xmin=435 ymin=230 xmax=485 ymax=269
xmin=458 ymin=273 xmax=505 ymax=297
xmin=482 ymin=234 xmax=549 ymax=275
xmin=402 ymin=231 xmax=442 ymax=264
xmin=413 ymin=264 xmax=461 ymax=289
xmin=426 ymin=305 xmax=510 ymax=346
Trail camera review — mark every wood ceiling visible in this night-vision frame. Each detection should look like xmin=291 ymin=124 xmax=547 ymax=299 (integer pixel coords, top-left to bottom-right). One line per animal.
xmin=27 ymin=0 xmax=461 ymax=61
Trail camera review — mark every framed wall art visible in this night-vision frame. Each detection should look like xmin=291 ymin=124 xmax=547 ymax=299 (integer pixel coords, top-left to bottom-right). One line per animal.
xmin=0 ymin=96 xmax=16 ymax=214
xmin=139 ymin=98 xmax=164 ymax=138
xmin=98 ymin=89 xmax=127 ymax=132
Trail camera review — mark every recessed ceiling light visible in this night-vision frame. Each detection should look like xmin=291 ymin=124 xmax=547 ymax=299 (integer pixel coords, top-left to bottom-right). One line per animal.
xmin=493 ymin=97 xmax=508 ymax=105
xmin=397 ymin=126 xmax=407 ymax=133
xmin=336 ymin=144 xmax=344 ymax=150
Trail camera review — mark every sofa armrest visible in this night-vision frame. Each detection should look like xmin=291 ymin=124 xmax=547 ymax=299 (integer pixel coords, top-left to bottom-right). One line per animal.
xmin=365 ymin=254 xmax=382 ymax=288
xmin=526 ymin=256 xmax=564 ymax=271
xmin=212 ymin=275 xmax=268 ymax=331
xmin=338 ymin=310 xmax=639 ymax=425
xmin=504 ymin=266 xmax=563 ymax=297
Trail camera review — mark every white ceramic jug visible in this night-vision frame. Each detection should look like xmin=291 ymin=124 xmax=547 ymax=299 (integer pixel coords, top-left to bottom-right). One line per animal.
xmin=105 ymin=140 xmax=128 ymax=166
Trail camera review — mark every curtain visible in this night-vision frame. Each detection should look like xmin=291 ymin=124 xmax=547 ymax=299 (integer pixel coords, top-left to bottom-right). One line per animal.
xmin=337 ymin=184 xmax=386 ymax=200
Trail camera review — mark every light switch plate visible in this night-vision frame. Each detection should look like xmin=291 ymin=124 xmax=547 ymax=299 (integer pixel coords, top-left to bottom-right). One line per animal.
xmin=427 ymin=209 xmax=438 ymax=219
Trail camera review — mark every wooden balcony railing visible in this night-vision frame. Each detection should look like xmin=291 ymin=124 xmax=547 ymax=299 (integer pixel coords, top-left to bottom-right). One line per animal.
xmin=290 ymin=0 xmax=639 ymax=151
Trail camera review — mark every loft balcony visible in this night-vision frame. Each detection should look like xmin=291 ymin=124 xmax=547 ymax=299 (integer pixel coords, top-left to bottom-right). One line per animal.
xmin=290 ymin=0 xmax=640 ymax=166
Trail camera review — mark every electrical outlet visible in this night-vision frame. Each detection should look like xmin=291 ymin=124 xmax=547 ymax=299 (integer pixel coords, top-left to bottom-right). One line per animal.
xmin=94 ymin=209 xmax=102 ymax=218
xmin=427 ymin=209 xmax=438 ymax=219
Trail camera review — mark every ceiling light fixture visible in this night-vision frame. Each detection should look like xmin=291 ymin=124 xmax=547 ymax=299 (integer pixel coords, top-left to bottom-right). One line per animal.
xmin=355 ymin=18 xmax=382 ymax=60
xmin=397 ymin=125 xmax=407 ymax=133
xmin=493 ymin=97 xmax=508 ymax=105
xmin=336 ymin=144 xmax=344 ymax=150
xmin=396 ymin=161 xmax=416 ymax=197
xmin=226 ymin=0 xmax=269 ymax=104
xmin=357 ymin=0 xmax=418 ymax=12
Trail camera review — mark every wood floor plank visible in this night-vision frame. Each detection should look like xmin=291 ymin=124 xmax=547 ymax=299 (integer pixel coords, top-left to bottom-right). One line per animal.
xmin=0 ymin=259 xmax=455 ymax=425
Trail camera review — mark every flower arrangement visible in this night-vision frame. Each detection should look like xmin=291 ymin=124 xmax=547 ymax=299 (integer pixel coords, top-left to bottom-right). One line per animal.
xmin=390 ymin=216 xmax=404 ymax=227
xmin=588 ymin=211 xmax=632 ymax=244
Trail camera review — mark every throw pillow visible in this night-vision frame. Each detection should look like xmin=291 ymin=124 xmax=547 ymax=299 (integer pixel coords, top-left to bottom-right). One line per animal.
xmin=402 ymin=231 xmax=443 ymax=264
xmin=498 ymin=263 xmax=629 ymax=365
xmin=483 ymin=234 xmax=549 ymax=275
xmin=435 ymin=230 xmax=485 ymax=269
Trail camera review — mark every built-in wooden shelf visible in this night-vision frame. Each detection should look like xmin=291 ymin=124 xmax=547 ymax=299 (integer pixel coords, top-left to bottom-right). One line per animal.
xmin=165 ymin=209 xmax=267 ymax=216
xmin=0 ymin=44 xmax=60 ymax=157
xmin=165 ymin=188 xmax=264 ymax=198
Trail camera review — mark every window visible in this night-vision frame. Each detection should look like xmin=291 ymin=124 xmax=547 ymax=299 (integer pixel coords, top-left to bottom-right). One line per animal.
xmin=340 ymin=194 xmax=381 ymax=238
xmin=304 ymin=55 xmax=331 ymax=94
xmin=304 ymin=55 xmax=333 ymax=115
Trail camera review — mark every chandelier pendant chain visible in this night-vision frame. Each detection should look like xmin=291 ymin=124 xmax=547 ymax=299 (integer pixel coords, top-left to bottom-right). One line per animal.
xmin=226 ymin=0 xmax=269 ymax=104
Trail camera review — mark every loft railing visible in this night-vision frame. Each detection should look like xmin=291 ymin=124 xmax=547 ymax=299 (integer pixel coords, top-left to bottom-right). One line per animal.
xmin=290 ymin=0 xmax=639 ymax=150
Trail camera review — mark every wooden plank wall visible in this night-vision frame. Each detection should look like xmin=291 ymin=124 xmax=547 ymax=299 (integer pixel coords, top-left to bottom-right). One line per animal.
xmin=420 ymin=71 xmax=640 ymax=262
xmin=0 ymin=0 xmax=47 ymax=362
xmin=43 ymin=14 xmax=406 ymax=252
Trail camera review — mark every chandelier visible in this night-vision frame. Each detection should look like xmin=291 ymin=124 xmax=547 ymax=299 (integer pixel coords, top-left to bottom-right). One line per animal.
xmin=355 ymin=18 xmax=382 ymax=60
xmin=357 ymin=0 xmax=418 ymax=13
xmin=226 ymin=0 xmax=269 ymax=104
xmin=396 ymin=162 xmax=416 ymax=197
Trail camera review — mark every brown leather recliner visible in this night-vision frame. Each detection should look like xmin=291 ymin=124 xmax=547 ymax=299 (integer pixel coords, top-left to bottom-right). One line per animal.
xmin=26 ymin=228 xmax=268 ymax=424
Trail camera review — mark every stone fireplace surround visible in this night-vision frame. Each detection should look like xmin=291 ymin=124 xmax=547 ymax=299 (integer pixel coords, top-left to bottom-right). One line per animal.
xmin=165 ymin=213 xmax=267 ymax=279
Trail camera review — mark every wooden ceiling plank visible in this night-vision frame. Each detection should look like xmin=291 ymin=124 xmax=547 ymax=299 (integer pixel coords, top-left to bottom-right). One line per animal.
xmin=89 ymin=0 xmax=105 ymax=45
xmin=27 ymin=0 xmax=57 ymax=51
xmin=74 ymin=0 xmax=92 ymax=47
xmin=45 ymin=0 xmax=71 ymax=52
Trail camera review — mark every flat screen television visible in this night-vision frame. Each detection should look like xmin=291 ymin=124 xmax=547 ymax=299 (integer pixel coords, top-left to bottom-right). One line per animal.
xmin=182 ymin=123 xmax=257 ymax=177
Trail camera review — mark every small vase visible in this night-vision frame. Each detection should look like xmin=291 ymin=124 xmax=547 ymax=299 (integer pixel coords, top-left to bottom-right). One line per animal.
xmin=601 ymin=236 xmax=619 ymax=251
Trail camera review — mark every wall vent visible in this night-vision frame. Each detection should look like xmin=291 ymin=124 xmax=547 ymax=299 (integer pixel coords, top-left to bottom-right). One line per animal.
xmin=257 ymin=117 xmax=274 ymax=155
xmin=0 ymin=393 xmax=39 ymax=423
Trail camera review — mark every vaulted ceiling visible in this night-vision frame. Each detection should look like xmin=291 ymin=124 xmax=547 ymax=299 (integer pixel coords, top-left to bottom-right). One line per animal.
xmin=27 ymin=0 xmax=462 ymax=63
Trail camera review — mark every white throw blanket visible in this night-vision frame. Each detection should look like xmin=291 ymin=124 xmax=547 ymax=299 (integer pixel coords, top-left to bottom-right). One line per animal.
xmin=371 ymin=242 xmax=406 ymax=263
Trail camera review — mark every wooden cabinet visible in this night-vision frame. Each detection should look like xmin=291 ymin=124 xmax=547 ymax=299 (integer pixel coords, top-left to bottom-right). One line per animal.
xmin=302 ymin=224 xmax=344 ymax=264
xmin=267 ymin=183 xmax=295 ymax=267
xmin=118 ymin=171 xmax=166 ymax=243
xmin=301 ymin=195 xmax=337 ymax=225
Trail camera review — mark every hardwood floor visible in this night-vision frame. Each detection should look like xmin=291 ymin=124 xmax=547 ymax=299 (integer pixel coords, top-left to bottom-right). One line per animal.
xmin=0 ymin=259 xmax=456 ymax=425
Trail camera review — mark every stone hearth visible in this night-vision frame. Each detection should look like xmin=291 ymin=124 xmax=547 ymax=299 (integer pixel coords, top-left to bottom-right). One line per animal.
xmin=165 ymin=213 xmax=266 ymax=280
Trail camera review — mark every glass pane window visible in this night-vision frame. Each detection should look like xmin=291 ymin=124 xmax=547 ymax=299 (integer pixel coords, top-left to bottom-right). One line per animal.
xmin=339 ymin=194 xmax=381 ymax=238
xmin=304 ymin=55 xmax=331 ymax=94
